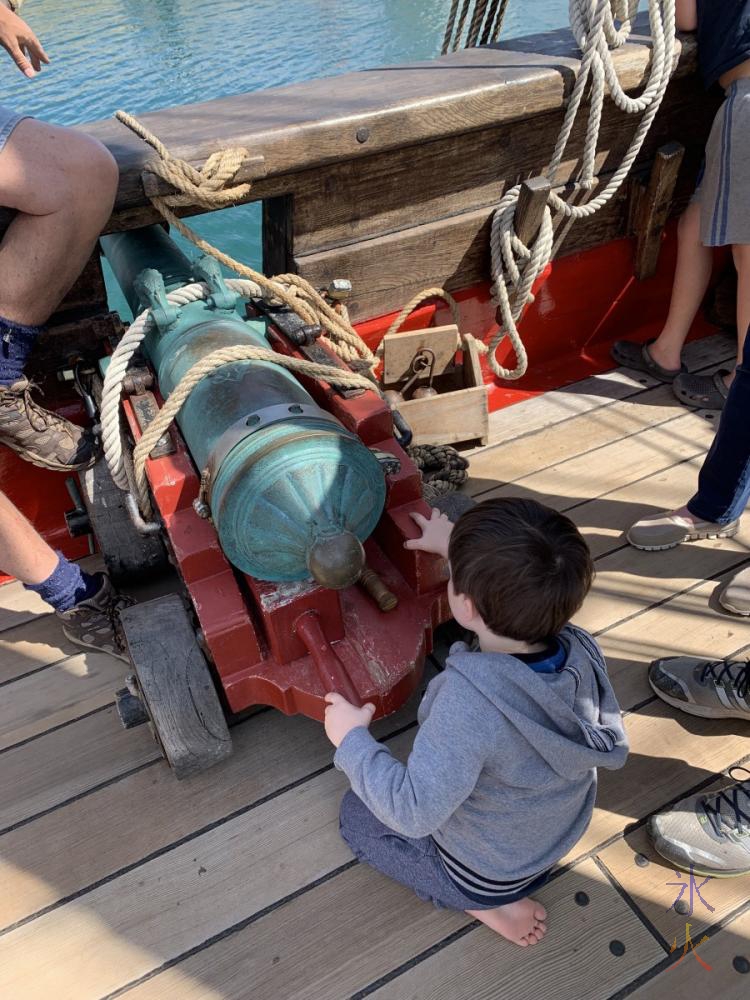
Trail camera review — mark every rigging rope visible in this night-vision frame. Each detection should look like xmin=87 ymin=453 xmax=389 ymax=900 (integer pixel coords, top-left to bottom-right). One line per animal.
xmin=442 ymin=0 xmax=510 ymax=53
xmin=484 ymin=0 xmax=676 ymax=379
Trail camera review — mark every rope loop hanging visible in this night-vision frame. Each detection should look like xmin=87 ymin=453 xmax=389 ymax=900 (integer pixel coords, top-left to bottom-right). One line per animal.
xmin=483 ymin=0 xmax=676 ymax=381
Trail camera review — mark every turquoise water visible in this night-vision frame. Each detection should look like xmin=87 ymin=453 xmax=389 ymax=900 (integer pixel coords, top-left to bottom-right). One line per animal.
xmin=3 ymin=0 xmax=568 ymax=302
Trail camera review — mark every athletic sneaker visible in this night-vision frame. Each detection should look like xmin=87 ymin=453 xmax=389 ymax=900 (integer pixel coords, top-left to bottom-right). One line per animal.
xmin=649 ymin=655 xmax=750 ymax=721
xmin=648 ymin=768 xmax=750 ymax=877
xmin=56 ymin=574 xmax=134 ymax=663
xmin=719 ymin=565 xmax=750 ymax=616
xmin=626 ymin=510 xmax=739 ymax=551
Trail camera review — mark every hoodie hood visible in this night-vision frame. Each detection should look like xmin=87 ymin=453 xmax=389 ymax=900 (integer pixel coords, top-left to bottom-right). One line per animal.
xmin=445 ymin=624 xmax=629 ymax=781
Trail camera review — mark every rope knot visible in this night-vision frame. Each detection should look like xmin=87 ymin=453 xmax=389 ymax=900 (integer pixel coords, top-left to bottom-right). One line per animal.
xmin=147 ymin=146 xmax=252 ymax=211
xmin=115 ymin=109 xmax=252 ymax=211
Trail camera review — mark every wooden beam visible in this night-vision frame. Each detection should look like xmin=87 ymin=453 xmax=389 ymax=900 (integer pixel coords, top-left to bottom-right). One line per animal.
xmin=514 ymin=177 xmax=552 ymax=246
xmin=632 ymin=140 xmax=685 ymax=280
xmin=288 ymin=72 xmax=717 ymax=257
xmin=0 ymin=15 xmax=696 ymax=242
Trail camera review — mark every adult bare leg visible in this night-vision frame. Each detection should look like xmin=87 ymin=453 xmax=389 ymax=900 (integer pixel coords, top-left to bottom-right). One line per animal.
xmin=0 ymin=488 xmax=57 ymax=583
xmin=648 ymin=201 xmax=714 ymax=372
xmin=0 ymin=118 xmax=119 ymax=325
xmin=0 ymin=118 xmax=119 ymax=470
xmin=0 ymin=489 xmax=131 ymax=661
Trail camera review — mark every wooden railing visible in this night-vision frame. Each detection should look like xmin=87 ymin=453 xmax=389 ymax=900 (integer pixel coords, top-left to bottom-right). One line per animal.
xmin=15 ymin=18 xmax=719 ymax=325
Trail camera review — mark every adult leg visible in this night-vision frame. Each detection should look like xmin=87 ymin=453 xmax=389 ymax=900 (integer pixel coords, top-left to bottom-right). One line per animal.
xmin=0 ymin=118 xmax=119 ymax=470
xmin=626 ymin=330 xmax=750 ymax=550
xmin=0 ymin=490 xmax=130 ymax=660
xmin=0 ymin=487 xmax=57 ymax=583
xmin=731 ymin=244 xmax=750 ymax=380
xmin=649 ymin=201 xmax=714 ymax=371
xmin=0 ymin=118 xmax=119 ymax=325
xmin=611 ymin=201 xmax=713 ymax=378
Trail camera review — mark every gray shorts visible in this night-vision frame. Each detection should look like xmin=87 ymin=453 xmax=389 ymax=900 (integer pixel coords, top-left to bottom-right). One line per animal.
xmin=0 ymin=104 xmax=29 ymax=155
xmin=695 ymin=79 xmax=750 ymax=246
xmin=339 ymin=790 xmax=551 ymax=911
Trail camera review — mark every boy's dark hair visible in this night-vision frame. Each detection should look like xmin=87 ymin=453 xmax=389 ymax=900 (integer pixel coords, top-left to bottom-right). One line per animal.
xmin=448 ymin=497 xmax=593 ymax=642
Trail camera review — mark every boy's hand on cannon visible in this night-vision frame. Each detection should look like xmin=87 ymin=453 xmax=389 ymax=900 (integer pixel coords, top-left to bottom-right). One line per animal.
xmin=0 ymin=3 xmax=49 ymax=78
xmin=324 ymin=692 xmax=375 ymax=748
xmin=404 ymin=508 xmax=453 ymax=558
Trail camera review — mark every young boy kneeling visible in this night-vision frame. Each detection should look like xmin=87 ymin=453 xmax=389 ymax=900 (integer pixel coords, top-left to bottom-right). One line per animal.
xmin=324 ymin=497 xmax=628 ymax=947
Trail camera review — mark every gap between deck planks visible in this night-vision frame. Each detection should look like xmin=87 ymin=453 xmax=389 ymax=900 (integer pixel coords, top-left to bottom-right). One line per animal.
xmin=1 ymin=332 xmax=748 ymax=1000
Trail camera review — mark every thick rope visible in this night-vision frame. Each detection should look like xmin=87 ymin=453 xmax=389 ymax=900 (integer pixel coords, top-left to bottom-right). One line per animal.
xmin=485 ymin=0 xmax=675 ymax=380
xmin=383 ymin=287 xmax=461 ymax=340
xmin=408 ymin=444 xmax=469 ymax=503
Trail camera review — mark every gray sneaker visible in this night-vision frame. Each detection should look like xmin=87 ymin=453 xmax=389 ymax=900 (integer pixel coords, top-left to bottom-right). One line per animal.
xmin=719 ymin=565 xmax=750 ymax=616
xmin=649 ymin=655 xmax=750 ymax=721
xmin=647 ymin=769 xmax=750 ymax=877
xmin=56 ymin=574 xmax=134 ymax=663
xmin=626 ymin=510 xmax=739 ymax=551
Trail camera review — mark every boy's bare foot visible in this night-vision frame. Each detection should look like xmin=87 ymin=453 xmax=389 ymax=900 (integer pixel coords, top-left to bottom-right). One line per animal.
xmin=467 ymin=897 xmax=548 ymax=947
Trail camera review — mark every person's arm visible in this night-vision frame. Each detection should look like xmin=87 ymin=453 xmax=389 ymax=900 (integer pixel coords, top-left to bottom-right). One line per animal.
xmin=0 ymin=1 xmax=48 ymax=77
xmin=676 ymin=0 xmax=698 ymax=32
xmin=326 ymin=678 xmax=491 ymax=839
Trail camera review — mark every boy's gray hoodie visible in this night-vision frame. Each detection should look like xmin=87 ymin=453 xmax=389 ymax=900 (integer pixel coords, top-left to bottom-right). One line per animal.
xmin=334 ymin=624 xmax=628 ymax=881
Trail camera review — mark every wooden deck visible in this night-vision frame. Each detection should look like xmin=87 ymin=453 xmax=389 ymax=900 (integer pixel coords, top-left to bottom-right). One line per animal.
xmin=2 ymin=332 xmax=749 ymax=999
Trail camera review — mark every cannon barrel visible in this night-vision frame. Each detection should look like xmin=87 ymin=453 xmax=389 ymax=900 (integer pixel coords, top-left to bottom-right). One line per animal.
xmin=101 ymin=226 xmax=386 ymax=588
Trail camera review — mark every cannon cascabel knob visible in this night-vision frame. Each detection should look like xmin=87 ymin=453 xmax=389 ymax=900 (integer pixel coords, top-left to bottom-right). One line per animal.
xmin=307 ymin=531 xmax=365 ymax=590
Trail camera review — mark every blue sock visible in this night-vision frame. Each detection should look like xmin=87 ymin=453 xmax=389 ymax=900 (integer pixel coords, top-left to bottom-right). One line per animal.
xmin=25 ymin=553 xmax=102 ymax=612
xmin=0 ymin=316 xmax=44 ymax=386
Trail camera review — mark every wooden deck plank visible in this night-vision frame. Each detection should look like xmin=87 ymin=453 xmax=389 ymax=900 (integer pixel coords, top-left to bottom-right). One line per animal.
xmin=630 ymin=905 xmax=750 ymax=998
xmin=598 ymin=568 xmax=750 ymax=710
xmin=366 ymin=860 xmax=663 ymax=1000
xmin=0 ymin=708 xmax=159 ymax=834
xmin=469 ymin=383 xmax=699 ymax=495
xmin=576 ymin=526 xmax=750 ymax=637
xmin=472 ymin=406 xmax=717 ymax=513
xmin=119 ymin=866 xmax=468 ymax=1000
xmin=0 ymin=615 xmax=78 ymax=684
xmin=0 ymin=758 xmax=358 ymax=1000
xmin=0 ymin=681 xmax=426 ymax=931
xmin=598 ymin=819 xmax=750 ymax=945
xmin=0 ymin=651 xmax=124 ymax=751
xmin=120 ymin=859 xmax=663 ymax=1000
xmin=480 ymin=332 xmax=733 ymax=449
xmin=2 ymin=701 xmax=746 ymax=1000
xmin=0 ymin=581 xmax=51 ymax=634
